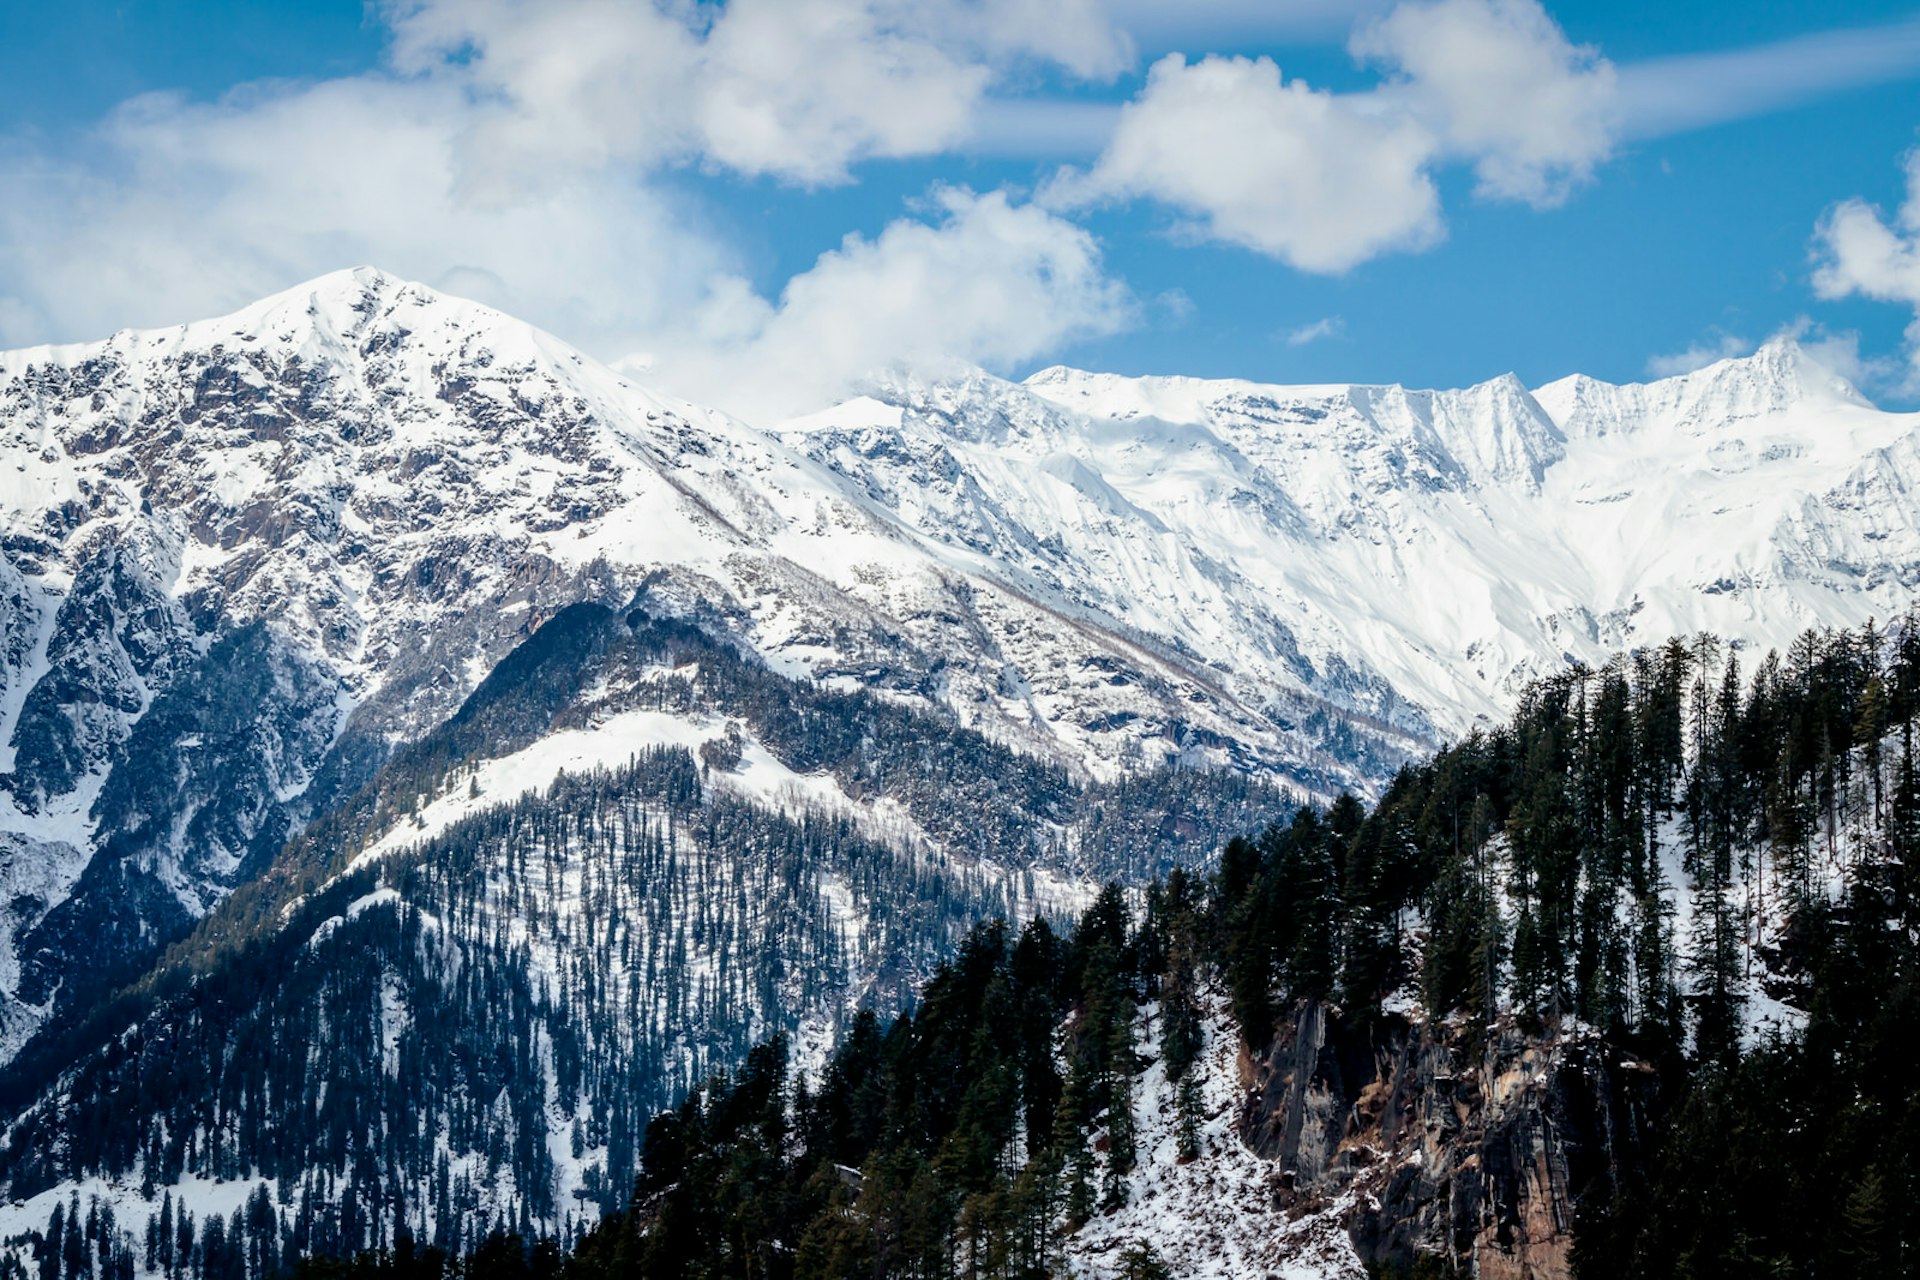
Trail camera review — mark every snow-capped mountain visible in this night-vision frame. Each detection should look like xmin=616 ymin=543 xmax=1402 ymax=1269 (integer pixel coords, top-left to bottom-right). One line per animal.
xmin=1 ymin=270 xmax=1917 ymax=1279
xmin=2 ymin=267 xmax=1917 ymax=1068
xmin=785 ymin=336 xmax=1918 ymax=751
xmin=0 ymin=269 xmax=1367 ymax=1062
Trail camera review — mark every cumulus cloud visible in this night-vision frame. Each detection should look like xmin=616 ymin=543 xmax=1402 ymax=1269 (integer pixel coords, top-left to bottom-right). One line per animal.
xmin=381 ymin=0 xmax=699 ymax=199
xmin=1353 ymin=0 xmax=1617 ymax=206
xmin=634 ymin=188 xmax=1134 ymax=421
xmin=387 ymin=0 xmax=1132 ymax=189
xmin=1048 ymin=53 xmax=1443 ymax=272
xmin=0 ymin=0 xmax=1144 ymax=420
xmin=1051 ymin=0 xmax=1617 ymax=272
xmin=0 ymin=77 xmax=727 ymax=358
xmin=1812 ymin=150 xmax=1920 ymax=385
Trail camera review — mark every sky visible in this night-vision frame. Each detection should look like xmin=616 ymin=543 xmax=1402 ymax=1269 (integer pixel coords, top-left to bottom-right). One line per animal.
xmin=3 ymin=0 xmax=1920 ymax=421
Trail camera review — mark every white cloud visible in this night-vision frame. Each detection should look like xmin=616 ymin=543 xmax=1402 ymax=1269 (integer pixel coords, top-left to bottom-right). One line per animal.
xmin=695 ymin=2 xmax=987 ymax=184
xmin=1352 ymin=0 xmax=1617 ymax=206
xmin=1284 ymin=316 xmax=1345 ymax=347
xmin=1615 ymin=16 xmax=1920 ymax=140
xmin=1048 ymin=53 xmax=1443 ymax=273
xmin=1154 ymin=288 xmax=1195 ymax=324
xmin=16 ymin=0 xmax=1901 ymax=401
xmin=1812 ymin=151 xmax=1920 ymax=385
xmin=386 ymin=0 xmax=1133 ymax=189
xmin=636 ymin=188 xmax=1134 ymax=421
xmin=1645 ymin=332 xmax=1750 ymax=378
xmin=1793 ymin=326 xmax=1898 ymax=393
xmin=0 ymin=0 xmax=1142 ymax=418
xmin=1646 ymin=319 xmax=1898 ymax=393
xmin=971 ymin=12 xmax=1920 ymax=166
xmin=963 ymin=0 xmax=1136 ymax=80
xmin=1049 ymin=0 xmax=1617 ymax=273
xmin=382 ymin=0 xmax=700 ymax=199
xmin=0 ymin=77 xmax=727 ymax=358
xmin=1106 ymin=0 xmax=1396 ymax=44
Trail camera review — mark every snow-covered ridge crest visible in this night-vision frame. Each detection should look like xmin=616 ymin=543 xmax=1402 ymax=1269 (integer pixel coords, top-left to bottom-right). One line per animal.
xmin=1531 ymin=334 xmax=1873 ymax=438
xmin=791 ymin=332 xmax=1919 ymax=759
xmin=0 ymin=267 xmax=1913 ymax=1063
xmin=1 ymin=264 xmax=1343 ymax=783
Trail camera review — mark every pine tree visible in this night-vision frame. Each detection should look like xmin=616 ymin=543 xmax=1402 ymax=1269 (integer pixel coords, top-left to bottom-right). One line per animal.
xmin=1891 ymin=720 xmax=1920 ymax=924
xmin=62 ymin=1197 xmax=88 ymax=1280
xmin=157 ymin=1195 xmax=174 ymax=1280
xmin=175 ymin=1212 xmax=194 ymax=1280
xmin=1117 ymin=1239 xmax=1173 ymax=1279
xmin=1856 ymin=670 xmax=1890 ymax=823
xmin=39 ymin=1201 xmax=63 ymax=1280
xmin=1101 ymin=995 xmax=1136 ymax=1211
xmin=1173 ymin=1074 xmax=1203 ymax=1165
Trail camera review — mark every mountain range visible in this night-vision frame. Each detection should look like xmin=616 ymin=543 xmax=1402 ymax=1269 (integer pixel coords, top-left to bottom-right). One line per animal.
xmin=0 ymin=269 xmax=1915 ymax=1272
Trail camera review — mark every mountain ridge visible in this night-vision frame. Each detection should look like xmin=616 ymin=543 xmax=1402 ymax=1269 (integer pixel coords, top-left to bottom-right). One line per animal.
xmin=0 ymin=267 xmax=1392 ymax=1063
xmin=2 ymin=268 xmax=1916 ymax=1068
xmin=0 ymin=270 xmax=1916 ymax=1278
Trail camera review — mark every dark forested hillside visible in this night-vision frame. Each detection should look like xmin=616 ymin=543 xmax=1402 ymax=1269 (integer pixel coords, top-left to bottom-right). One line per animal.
xmin=295 ymin=611 xmax=1918 ymax=1280
xmin=0 ymin=603 xmax=1290 ymax=1276
xmin=5 ymin=606 xmax=1919 ymax=1278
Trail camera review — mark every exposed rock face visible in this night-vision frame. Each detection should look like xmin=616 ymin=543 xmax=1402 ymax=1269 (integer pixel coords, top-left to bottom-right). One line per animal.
xmin=1241 ymin=1002 xmax=1658 ymax=1279
xmin=5 ymin=521 xmax=194 ymax=812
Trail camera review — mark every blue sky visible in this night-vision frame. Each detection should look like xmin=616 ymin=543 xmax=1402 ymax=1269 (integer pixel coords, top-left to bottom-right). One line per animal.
xmin=3 ymin=1 xmax=1920 ymax=418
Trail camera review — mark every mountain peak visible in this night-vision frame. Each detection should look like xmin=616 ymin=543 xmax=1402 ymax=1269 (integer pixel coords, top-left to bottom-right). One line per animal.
xmin=1746 ymin=334 xmax=1874 ymax=408
xmin=1531 ymin=334 xmax=1874 ymax=438
xmin=0 ymin=265 xmax=595 ymax=403
xmin=222 ymin=265 xmax=475 ymax=340
xmin=298 ymin=263 xmax=411 ymax=298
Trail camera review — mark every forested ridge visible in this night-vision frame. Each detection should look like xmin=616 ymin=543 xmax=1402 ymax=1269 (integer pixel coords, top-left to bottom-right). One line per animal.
xmin=0 ymin=605 xmax=1287 ymax=1279
xmin=588 ymin=617 xmax=1919 ymax=1278
xmin=7 ymin=611 xmax=1920 ymax=1277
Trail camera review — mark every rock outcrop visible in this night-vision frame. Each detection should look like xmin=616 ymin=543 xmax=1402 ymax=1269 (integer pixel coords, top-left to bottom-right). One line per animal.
xmin=1242 ymin=1001 xmax=1659 ymax=1279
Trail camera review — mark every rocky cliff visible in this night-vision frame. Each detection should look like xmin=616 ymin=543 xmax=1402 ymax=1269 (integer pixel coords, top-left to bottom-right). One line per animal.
xmin=1241 ymin=1003 xmax=1660 ymax=1279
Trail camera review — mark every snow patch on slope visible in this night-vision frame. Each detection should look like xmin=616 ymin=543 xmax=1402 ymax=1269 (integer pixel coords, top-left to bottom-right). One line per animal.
xmin=352 ymin=706 xmax=935 ymax=870
xmin=1067 ymin=998 xmax=1364 ymax=1280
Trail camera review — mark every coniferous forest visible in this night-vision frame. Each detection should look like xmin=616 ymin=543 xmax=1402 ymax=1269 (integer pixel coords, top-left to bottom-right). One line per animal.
xmin=7 ymin=613 xmax=1908 ymax=1278
xmin=558 ymin=613 xmax=1920 ymax=1278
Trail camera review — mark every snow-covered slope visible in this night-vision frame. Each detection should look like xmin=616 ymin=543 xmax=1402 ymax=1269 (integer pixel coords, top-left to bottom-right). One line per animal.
xmin=0 ymin=270 xmax=1362 ymax=1060
xmin=778 ymin=338 xmax=1920 ymax=752
xmin=4 ymin=269 xmax=1917 ymax=1064
xmin=1066 ymin=998 xmax=1364 ymax=1280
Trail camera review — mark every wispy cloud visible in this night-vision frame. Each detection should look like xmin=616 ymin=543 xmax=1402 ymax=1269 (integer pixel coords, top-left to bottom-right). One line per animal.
xmin=1105 ymin=0 xmax=1396 ymax=46
xmin=1284 ymin=316 xmax=1346 ymax=347
xmin=1616 ymin=16 xmax=1920 ymax=140
xmin=1646 ymin=332 xmax=1749 ymax=378
xmin=966 ymin=98 xmax=1117 ymax=157
xmin=975 ymin=12 xmax=1920 ymax=164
